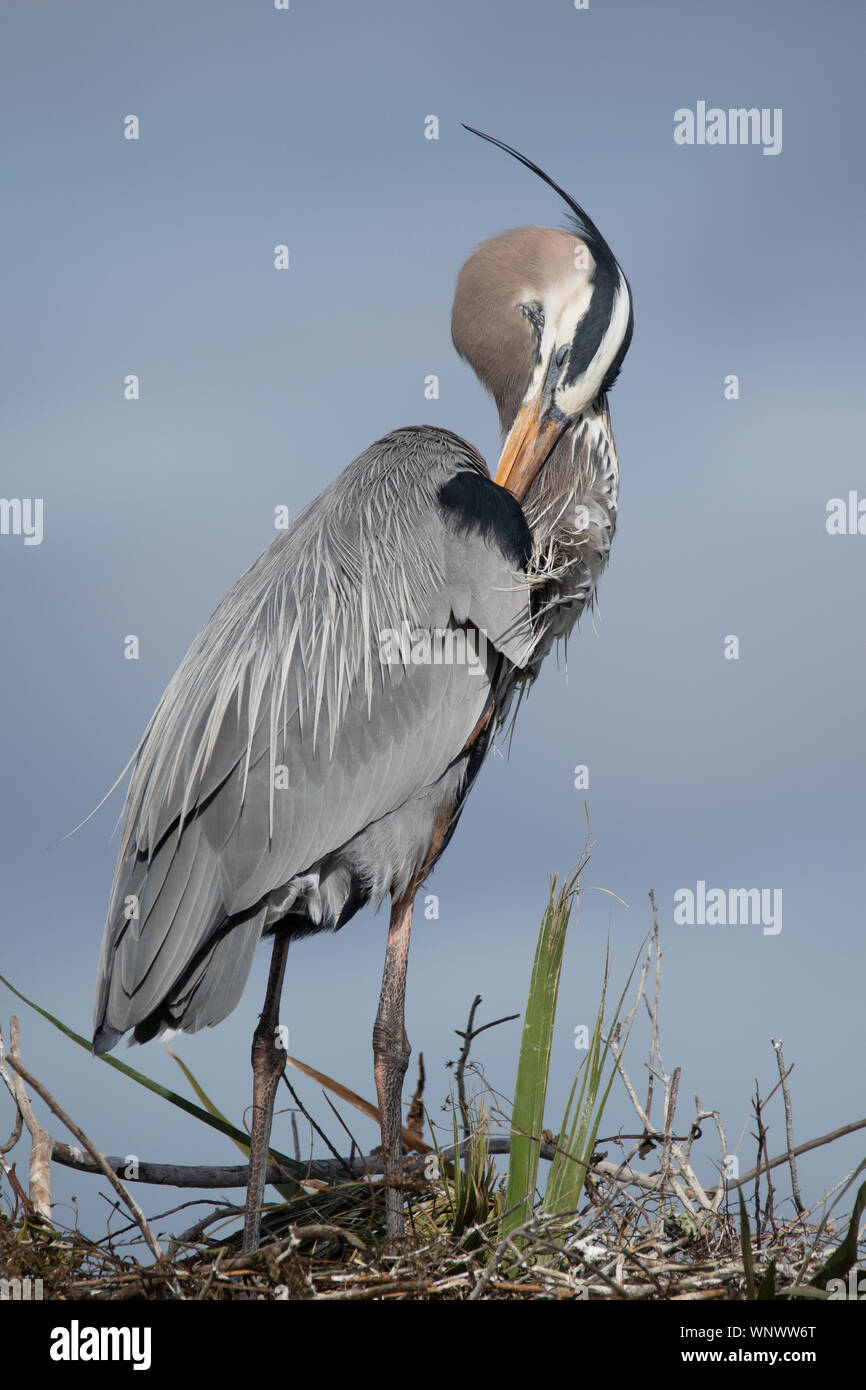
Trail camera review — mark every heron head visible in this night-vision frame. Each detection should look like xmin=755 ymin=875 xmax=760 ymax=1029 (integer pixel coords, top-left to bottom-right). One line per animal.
xmin=451 ymin=129 xmax=633 ymax=502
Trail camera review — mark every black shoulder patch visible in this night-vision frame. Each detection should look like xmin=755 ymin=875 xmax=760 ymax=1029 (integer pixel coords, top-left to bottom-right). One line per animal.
xmin=438 ymin=470 xmax=532 ymax=570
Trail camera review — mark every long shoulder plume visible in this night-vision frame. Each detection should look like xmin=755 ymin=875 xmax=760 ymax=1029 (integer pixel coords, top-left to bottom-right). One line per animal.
xmin=462 ymin=124 xmax=621 ymax=279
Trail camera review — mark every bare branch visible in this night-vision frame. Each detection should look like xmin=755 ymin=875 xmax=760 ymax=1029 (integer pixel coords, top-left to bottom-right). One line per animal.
xmin=5 ymin=1052 xmax=165 ymax=1266
xmin=5 ymin=1019 xmax=51 ymax=1221
xmin=772 ymin=1038 xmax=804 ymax=1215
xmin=455 ymin=994 xmax=482 ymax=1152
xmin=0 ymin=1021 xmax=23 ymax=1157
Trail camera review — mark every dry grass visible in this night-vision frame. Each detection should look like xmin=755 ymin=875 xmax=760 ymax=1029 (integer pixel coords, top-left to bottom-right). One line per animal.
xmin=0 ymin=1154 xmax=848 ymax=1301
xmin=2 ymin=879 xmax=864 ymax=1301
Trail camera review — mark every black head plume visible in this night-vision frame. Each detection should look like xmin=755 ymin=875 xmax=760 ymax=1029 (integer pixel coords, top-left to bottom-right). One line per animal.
xmin=462 ymin=124 xmax=621 ymax=281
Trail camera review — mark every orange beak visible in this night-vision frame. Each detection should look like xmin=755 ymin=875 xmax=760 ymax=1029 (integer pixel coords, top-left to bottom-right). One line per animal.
xmin=494 ymin=391 xmax=564 ymax=501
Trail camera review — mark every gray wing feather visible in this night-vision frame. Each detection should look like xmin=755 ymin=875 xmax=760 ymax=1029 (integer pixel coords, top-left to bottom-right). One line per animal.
xmin=166 ymin=908 xmax=267 ymax=1036
xmin=94 ymin=426 xmax=533 ymax=1048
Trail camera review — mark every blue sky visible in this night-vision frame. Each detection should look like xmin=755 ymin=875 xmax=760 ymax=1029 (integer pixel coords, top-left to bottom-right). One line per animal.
xmin=2 ymin=0 xmax=864 ymax=1245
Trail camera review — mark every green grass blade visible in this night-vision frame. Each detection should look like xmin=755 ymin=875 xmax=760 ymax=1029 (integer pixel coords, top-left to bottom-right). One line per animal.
xmin=544 ymin=943 xmax=632 ymax=1216
xmin=739 ymin=1191 xmax=757 ymax=1298
xmin=544 ymin=957 xmax=607 ymax=1212
xmin=809 ymin=1179 xmax=866 ymax=1290
xmin=163 ymin=1046 xmax=300 ymax=1200
xmin=756 ymin=1259 xmax=777 ymax=1300
xmin=0 ymin=971 xmax=310 ymax=1179
xmin=163 ymin=1045 xmax=249 ymax=1158
xmin=504 ymin=873 xmax=576 ymax=1236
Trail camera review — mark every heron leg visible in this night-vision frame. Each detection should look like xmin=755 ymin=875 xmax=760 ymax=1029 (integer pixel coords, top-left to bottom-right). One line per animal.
xmin=242 ymin=930 xmax=290 ymax=1253
xmin=373 ymin=892 xmax=414 ymax=1244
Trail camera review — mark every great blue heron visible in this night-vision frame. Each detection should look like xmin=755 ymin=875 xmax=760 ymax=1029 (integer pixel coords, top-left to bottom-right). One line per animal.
xmin=92 ymin=127 xmax=633 ymax=1250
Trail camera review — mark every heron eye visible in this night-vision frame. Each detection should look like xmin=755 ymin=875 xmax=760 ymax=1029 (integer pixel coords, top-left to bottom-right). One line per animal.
xmin=556 ymin=345 xmax=569 ymax=368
